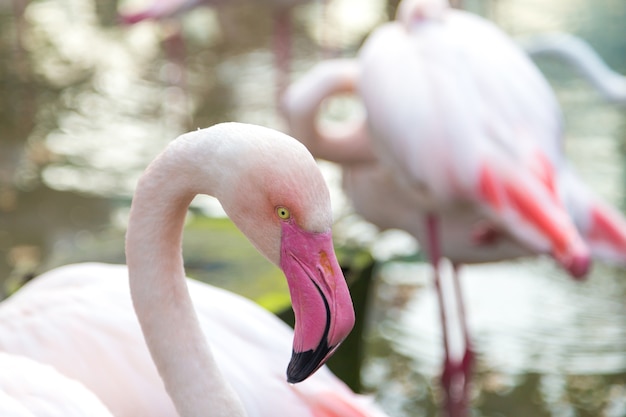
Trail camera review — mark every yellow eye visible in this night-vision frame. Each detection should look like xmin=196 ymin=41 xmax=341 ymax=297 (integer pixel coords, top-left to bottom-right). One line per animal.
xmin=276 ymin=206 xmax=291 ymax=220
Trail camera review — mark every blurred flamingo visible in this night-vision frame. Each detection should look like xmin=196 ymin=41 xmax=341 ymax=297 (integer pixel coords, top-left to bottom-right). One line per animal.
xmin=0 ymin=123 xmax=389 ymax=417
xmin=522 ymin=32 xmax=626 ymax=106
xmin=0 ymin=352 xmax=114 ymax=417
xmin=282 ymin=0 xmax=626 ymax=415
xmin=118 ymin=0 xmax=323 ymax=105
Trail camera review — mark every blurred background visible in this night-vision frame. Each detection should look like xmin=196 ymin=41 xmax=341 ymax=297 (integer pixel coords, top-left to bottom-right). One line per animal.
xmin=0 ymin=0 xmax=625 ymax=416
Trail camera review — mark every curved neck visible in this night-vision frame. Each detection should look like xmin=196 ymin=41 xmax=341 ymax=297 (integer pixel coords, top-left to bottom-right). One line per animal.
xmin=284 ymin=59 xmax=377 ymax=165
xmin=126 ymin=141 xmax=247 ymax=417
xmin=524 ymin=34 xmax=626 ymax=105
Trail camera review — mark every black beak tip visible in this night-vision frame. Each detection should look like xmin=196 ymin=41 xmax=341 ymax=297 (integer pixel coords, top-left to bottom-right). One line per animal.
xmin=286 ymin=344 xmax=336 ymax=384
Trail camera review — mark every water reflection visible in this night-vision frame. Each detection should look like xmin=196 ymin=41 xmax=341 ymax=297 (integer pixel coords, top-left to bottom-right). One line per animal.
xmin=363 ymin=259 xmax=626 ymax=415
xmin=0 ymin=0 xmax=625 ymax=415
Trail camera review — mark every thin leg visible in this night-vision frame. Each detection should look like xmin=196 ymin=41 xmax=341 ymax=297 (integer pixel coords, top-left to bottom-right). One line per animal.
xmin=452 ymin=264 xmax=474 ymax=414
xmin=426 ymin=215 xmax=470 ymax=417
xmin=162 ymin=24 xmax=186 ymax=87
xmin=426 ymin=215 xmax=452 ymax=375
xmin=160 ymin=23 xmax=192 ymax=129
xmin=452 ymin=264 xmax=473 ymax=367
xmin=272 ymin=8 xmax=292 ymax=109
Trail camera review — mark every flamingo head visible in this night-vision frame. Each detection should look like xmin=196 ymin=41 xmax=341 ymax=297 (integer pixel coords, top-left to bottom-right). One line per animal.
xmin=213 ymin=123 xmax=355 ymax=383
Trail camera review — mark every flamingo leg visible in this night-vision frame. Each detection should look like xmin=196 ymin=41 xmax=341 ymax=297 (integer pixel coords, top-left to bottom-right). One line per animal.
xmin=161 ymin=24 xmax=187 ymax=88
xmin=452 ymin=263 xmax=474 ymax=413
xmin=159 ymin=23 xmax=193 ymax=129
xmin=426 ymin=214 xmax=452 ymax=373
xmin=272 ymin=8 xmax=292 ymax=108
xmin=426 ymin=215 xmax=471 ymax=417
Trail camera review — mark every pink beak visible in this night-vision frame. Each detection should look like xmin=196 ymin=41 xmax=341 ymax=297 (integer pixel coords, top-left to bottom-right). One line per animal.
xmin=279 ymin=220 xmax=355 ymax=383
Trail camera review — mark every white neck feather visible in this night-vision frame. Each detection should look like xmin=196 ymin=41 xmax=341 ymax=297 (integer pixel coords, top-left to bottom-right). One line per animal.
xmin=126 ymin=125 xmax=249 ymax=417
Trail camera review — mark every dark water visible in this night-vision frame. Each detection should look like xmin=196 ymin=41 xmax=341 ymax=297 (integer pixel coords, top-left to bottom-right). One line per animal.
xmin=0 ymin=0 xmax=625 ymax=416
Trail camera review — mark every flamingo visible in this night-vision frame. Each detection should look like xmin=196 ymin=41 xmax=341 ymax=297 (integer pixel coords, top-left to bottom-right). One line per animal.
xmin=0 ymin=123 xmax=389 ymax=417
xmin=0 ymin=352 xmax=114 ymax=417
xmin=522 ymin=32 xmax=626 ymax=106
xmin=118 ymin=0 xmax=319 ymax=104
xmin=282 ymin=0 xmax=626 ymax=415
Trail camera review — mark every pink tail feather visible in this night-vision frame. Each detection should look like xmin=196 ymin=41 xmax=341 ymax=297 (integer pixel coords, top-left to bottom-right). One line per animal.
xmin=558 ymin=167 xmax=626 ymax=266
xmin=478 ymin=162 xmax=591 ymax=278
xmin=587 ymin=203 xmax=626 ymax=263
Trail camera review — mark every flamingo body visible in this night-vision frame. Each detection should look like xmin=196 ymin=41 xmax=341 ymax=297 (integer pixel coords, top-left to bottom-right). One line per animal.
xmin=356 ymin=7 xmax=593 ymax=275
xmin=0 ymin=351 xmax=113 ymax=417
xmin=356 ymin=2 xmax=626 ymax=269
xmin=0 ymin=263 xmax=378 ymax=417
xmin=0 ymin=264 xmax=178 ymax=417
